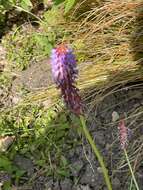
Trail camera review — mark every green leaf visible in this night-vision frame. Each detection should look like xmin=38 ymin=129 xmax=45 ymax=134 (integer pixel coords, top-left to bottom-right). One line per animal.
xmin=64 ymin=0 xmax=75 ymax=14
xmin=34 ymin=35 xmax=53 ymax=55
xmin=53 ymin=0 xmax=64 ymax=5
xmin=35 ymin=159 xmax=46 ymax=167
xmin=57 ymin=168 xmax=70 ymax=177
xmin=2 ymin=181 xmax=11 ymax=190
xmin=15 ymin=169 xmax=25 ymax=179
xmin=61 ymin=155 xmax=68 ymax=166
xmin=0 ymin=156 xmax=12 ymax=172
xmin=20 ymin=0 xmax=33 ymax=11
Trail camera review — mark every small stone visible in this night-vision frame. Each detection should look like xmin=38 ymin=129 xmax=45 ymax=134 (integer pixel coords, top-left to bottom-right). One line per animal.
xmin=14 ymin=155 xmax=34 ymax=176
xmin=94 ymin=131 xmax=105 ymax=147
xmin=71 ymin=160 xmax=83 ymax=177
xmin=75 ymin=146 xmax=83 ymax=156
xmin=80 ymin=165 xmax=103 ymax=188
xmin=12 ymin=95 xmax=21 ymax=104
xmin=68 ymin=149 xmax=75 ymax=158
xmin=112 ymin=111 xmax=119 ymax=122
xmin=80 ymin=165 xmax=95 ymax=186
xmin=60 ymin=179 xmax=72 ymax=190
xmin=78 ymin=185 xmax=92 ymax=190
xmin=97 ymin=167 xmax=102 ymax=173
xmin=105 ymin=143 xmax=111 ymax=151
xmin=0 ymin=136 xmax=15 ymax=152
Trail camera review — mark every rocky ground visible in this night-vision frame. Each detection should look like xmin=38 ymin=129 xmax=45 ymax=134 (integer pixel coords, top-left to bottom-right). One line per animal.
xmin=12 ymin=86 xmax=143 ymax=190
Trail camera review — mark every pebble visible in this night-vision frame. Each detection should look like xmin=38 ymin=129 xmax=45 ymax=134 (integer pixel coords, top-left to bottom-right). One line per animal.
xmin=11 ymin=95 xmax=21 ymax=104
xmin=77 ymin=185 xmax=91 ymax=190
xmin=60 ymin=179 xmax=72 ymax=190
xmin=71 ymin=160 xmax=84 ymax=177
xmin=80 ymin=164 xmax=103 ymax=188
xmin=94 ymin=131 xmax=106 ymax=147
xmin=112 ymin=111 xmax=120 ymax=122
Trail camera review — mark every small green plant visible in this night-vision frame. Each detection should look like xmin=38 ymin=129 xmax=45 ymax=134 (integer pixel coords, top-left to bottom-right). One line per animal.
xmin=53 ymin=0 xmax=76 ymax=14
xmin=2 ymin=28 xmax=37 ymax=70
xmin=0 ymin=0 xmax=15 ymax=22
xmin=0 ymin=102 xmax=80 ymax=182
xmin=0 ymin=0 xmax=33 ymax=25
xmin=64 ymin=0 xmax=76 ymax=14
xmin=0 ymin=155 xmax=25 ymax=189
xmin=39 ymin=7 xmax=66 ymax=41
xmin=2 ymin=27 xmax=53 ymax=70
xmin=2 ymin=6 xmax=67 ymax=70
xmin=0 ymin=72 xmax=12 ymax=87
xmin=1 ymin=0 xmax=77 ymax=70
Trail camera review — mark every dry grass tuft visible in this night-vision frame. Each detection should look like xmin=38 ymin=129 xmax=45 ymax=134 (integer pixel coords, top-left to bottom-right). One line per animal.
xmin=7 ymin=0 xmax=143 ymax=108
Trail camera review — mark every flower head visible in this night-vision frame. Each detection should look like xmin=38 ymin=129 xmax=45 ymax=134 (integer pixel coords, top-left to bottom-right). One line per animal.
xmin=50 ymin=44 xmax=82 ymax=115
xmin=118 ymin=119 xmax=128 ymax=149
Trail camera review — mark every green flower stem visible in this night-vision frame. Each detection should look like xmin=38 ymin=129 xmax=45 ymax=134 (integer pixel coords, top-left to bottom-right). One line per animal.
xmin=124 ymin=148 xmax=140 ymax=190
xmin=80 ymin=115 xmax=112 ymax=190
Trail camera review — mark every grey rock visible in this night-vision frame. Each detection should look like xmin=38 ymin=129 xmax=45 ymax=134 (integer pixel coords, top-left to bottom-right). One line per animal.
xmin=70 ymin=146 xmax=85 ymax=161
xmin=60 ymin=179 xmax=72 ymax=190
xmin=12 ymin=59 xmax=53 ymax=92
xmin=45 ymin=179 xmax=53 ymax=189
xmin=75 ymin=146 xmax=83 ymax=156
xmin=68 ymin=149 xmax=75 ymax=158
xmin=78 ymin=185 xmax=91 ymax=190
xmin=80 ymin=164 xmax=103 ymax=188
xmin=14 ymin=154 xmax=34 ymax=176
xmin=71 ymin=160 xmax=84 ymax=177
xmin=73 ymin=185 xmax=92 ymax=190
xmin=93 ymin=131 xmax=106 ymax=147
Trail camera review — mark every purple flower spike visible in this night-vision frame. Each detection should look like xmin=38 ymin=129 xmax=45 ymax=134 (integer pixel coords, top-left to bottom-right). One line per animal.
xmin=50 ymin=44 xmax=82 ymax=115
